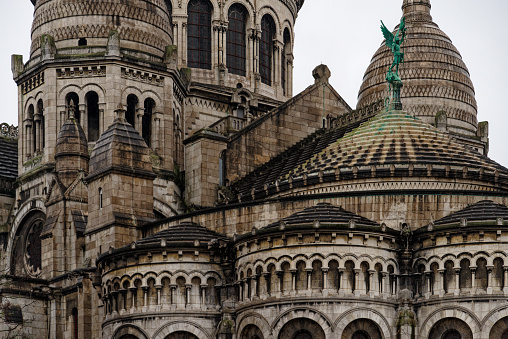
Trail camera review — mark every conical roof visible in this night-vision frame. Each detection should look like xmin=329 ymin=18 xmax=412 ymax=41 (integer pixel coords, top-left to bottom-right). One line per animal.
xmin=357 ymin=0 xmax=477 ymax=136
xmin=87 ymin=106 xmax=153 ymax=181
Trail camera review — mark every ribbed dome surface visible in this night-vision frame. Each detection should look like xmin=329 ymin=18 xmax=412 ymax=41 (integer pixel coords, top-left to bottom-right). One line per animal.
xmin=55 ymin=115 xmax=89 ymax=176
xmin=357 ymin=0 xmax=477 ymax=136
xmin=287 ymin=109 xmax=507 ymax=182
xmin=137 ymin=222 xmax=229 ymax=248
xmin=432 ymin=200 xmax=508 ymax=227
xmin=31 ymin=0 xmax=173 ymax=58
xmin=88 ymin=115 xmax=152 ymax=179
xmin=264 ymin=203 xmax=380 ymax=229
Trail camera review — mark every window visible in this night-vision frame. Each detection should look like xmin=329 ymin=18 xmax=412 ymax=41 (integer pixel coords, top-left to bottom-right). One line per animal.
xmin=143 ymin=98 xmax=155 ymax=147
xmin=72 ymin=308 xmax=78 ymax=339
xmin=87 ymin=92 xmax=100 ymax=142
xmin=37 ymin=99 xmax=45 ymax=150
xmin=227 ymin=4 xmax=247 ymax=76
xmin=187 ymin=0 xmax=212 ymax=69
xmin=282 ymin=28 xmax=291 ymax=95
xmin=126 ymin=95 xmax=138 ymax=127
xmin=260 ymin=15 xmax=275 ymax=86
xmin=99 ymin=188 xmax=103 ymax=209
xmin=219 ymin=150 xmax=226 ymax=186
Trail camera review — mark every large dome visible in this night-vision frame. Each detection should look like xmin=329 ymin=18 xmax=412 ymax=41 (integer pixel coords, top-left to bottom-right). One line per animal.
xmin=357 ymin=0 xmax=477 ymax=136
xmin=30 ymin=0 xmax=173 ymax=59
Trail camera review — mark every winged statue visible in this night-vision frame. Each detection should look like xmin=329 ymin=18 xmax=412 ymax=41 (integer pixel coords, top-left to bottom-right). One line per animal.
xmin=381 ymin=17 xmax=406 ymax=79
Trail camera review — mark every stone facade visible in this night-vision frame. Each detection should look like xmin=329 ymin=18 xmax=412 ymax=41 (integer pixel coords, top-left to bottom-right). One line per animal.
xmin=2 ymin=0 xmax=508 ymax=338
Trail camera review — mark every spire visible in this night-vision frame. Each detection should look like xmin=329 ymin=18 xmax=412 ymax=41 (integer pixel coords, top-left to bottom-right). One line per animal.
xmin=402 ymin=0 xmax=432 ymax=24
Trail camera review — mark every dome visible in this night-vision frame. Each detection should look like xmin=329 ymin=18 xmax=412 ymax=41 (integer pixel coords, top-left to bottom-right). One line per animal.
xmin=30 ymin=0 xmax=173 ymax=59
xmin=357 ymin=0 xmax=477 ymax=136
xmin=87 ymin=105 xmax=153 ymax=180
xmin=55 ymin=106 xmax=89 ymax=176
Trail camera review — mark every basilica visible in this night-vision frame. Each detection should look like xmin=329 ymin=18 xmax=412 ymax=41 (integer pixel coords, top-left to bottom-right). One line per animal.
xmin=1 ymin=0 xmax=508 ymax=338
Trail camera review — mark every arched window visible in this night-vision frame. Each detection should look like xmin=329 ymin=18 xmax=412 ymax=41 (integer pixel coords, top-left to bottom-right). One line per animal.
xmin=37 ymin=99 xmax=45 ymax=150
xmin=260 ymin=15 xmax=275 ymax=86
xmin=187 ymin=0 xmax=212 ymax=69
xmin=143 ymin=98 xmax=154 ymax=147
xmin=174 ymin=110 xmax=183 ymax=167
xmin=72 ymin=308 xmax=78 ymax=339
xmin=227 ymin=4 xmax=247 ymax=76
xmin=282 ymin=28 xmax=291 ymax=95
xmin=126 ymin=95 xmax=138 ymax=127
xmin=66 ymin=92 xmax=80 ymax=122
xmin=26 ymin=104 xmax=35 ymax=158
xmin=87 ymin=92 xmax=100 ymax=142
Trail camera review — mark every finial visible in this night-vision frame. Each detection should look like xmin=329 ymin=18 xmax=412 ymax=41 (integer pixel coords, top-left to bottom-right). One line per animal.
xmin=114 ymin=103 xmax=126 ymax=121
xmin=402 ymin=0 xmax=432 ymax=23
xmin=68 ymin=99 xmax=76 ymax=119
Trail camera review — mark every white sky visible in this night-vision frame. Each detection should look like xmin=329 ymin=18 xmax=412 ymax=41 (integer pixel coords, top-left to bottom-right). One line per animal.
xmin=1 ymin=0 xmax=508 ymax=166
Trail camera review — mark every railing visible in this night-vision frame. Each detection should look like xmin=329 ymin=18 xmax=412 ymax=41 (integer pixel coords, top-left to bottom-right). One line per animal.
xmin=209 ymin=116 xmax=247 ymax=136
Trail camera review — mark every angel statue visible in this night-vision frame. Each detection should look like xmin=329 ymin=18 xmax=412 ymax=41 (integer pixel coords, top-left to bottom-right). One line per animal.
xmin=381 ymin=17 xmax=406 ymax=80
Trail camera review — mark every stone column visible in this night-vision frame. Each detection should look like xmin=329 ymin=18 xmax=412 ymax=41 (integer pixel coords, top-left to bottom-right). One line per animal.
xmin=129 ymin=287 xmax=136 ymax=313
xmin=153 ymin=112 xmax=162 ymax=151
xmin=503 ymin=266 xmax=508 ymax=294
xmin=119 ymin=289 xmax=127 ymax=314
xmin=79 ymin=103 xmax=86 ymax=133
xmin=136 ymin=109 xmax=144 ymax=134
xmin=354 ymin=269 xmax=361 ymax=296
xmin=156 ymin=285 xmax=162 ymax=310
xmin=34 ymin=113 xmax=41 ymax=152
xmin=290 ymin=269 xmax=297 ymax=295
xmin=252 ymin=276 xmax=258 ymax=299
xmin=339 ymin=268 xmax=346 ymax=295
xmin=185 ymin=284 xmax=192 ymax=306
xmin=438 ymin=269 xmax=445 ymax=297
xmin=470 ymin=267 xmax=476 ymax=293
xmin=275 ymin=271 xmax=282 ymax=296
xmin=425 ymin=271 xmax=432 ymax=298
xmin=306 ymin=269 xmax=312 ymax=293
xmin=382 ymin=272 xmax=389 ymax=299
xmin=142 ymin=286 xmax=148 ymax=311
xmin=322 ymin=268 xmax=329 ymax=290
xmin=454 ymin=268 xmax=460 ymax=295
xmin=201 ymin=285 xmax=207 ymax=306
xmin=487 ymin=266 xmax=494 ymax=294
xmin=368 ymin=270 xmax=376 ymax=297
xmin=170 ymin=284 xmax=177 ymax=307
xmin=182 ymin=22 xmax=188 ymax=66
xmin=25 ymin=121 xmax=32 ymax=158
xmin=238 ymin=282 xmax=243 ymax=301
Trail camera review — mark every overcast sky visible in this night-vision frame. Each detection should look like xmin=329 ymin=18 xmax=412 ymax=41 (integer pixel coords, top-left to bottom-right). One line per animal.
xmin=1 ymin=0 xmax=508 ymax=166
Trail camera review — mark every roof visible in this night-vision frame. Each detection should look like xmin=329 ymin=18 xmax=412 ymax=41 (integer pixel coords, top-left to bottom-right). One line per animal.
xmin=0 ymin=137 xmax=18 ymax=180
xmin=433 ymin=200 xmax=508 ymax=227
xmin=137 ymin=221 xmax=229 ymax=247
xmin=231 ymin=108 xmax=508 ymax=202
xmin=87 ymin=113 xmax=154 ymax=181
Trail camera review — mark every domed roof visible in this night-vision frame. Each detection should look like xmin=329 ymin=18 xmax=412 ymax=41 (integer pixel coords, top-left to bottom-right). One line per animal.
xmin=87 ymin=105 xmax=153 ymax=181
xmin=137 ymin=222 xmax=229 ymax=248
xmin=432 ymin=200 xmax=508 ymax=228
xmin=357 ymin=0 xmax=477 ymax=136
xmin=31 ymin=0 xmax=172 ymax=59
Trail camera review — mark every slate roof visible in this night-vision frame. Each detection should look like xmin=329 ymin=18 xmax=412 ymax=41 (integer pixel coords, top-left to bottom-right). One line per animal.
xmin=433 ymin=200 xmax=508 ymax=227
xmin=231 ymin=109 xmax=508 ymax=201
xmin=136 ymin=222 xmax=229 ymax=248
xmin=264 ymin=202 xmax=379 ymax=229
xmin=0 ymin=137 xmax=18 ymax=180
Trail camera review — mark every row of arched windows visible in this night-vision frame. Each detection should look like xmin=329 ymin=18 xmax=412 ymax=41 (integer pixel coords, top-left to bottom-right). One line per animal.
xmin=186 ymin=0 xmax=292 ymax=89
xmin=25 ymin=100 xmax=44 ymax=159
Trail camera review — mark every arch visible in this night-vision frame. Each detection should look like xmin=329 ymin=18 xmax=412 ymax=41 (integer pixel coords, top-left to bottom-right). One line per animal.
xmin=10 ymin=209 xmax=46 ymax=277
xmin=259 ymin=14 xmax=275 ymax=86
xmin=237 ymin=312 xmax=271 ymax=338
xmin=334 ymin=308 xmax=392 ymax=339
xmin=187 ymin=0 xmax=212 ymax=70
xmin=164 ymin=332 xmax=198 ymax=339
xmin=112 ymin=324 xmax=149 ymax=339
xmin=239 ymin=324 xmax=265 ymax=339
xmin=488 ymin=316 xmax=508 ymax=339
xmin=227 ymin=3 xmax=248 ymax=77
xmin=341 ymin=319 xmax=383 ymax=339
xmin=142 ymin=97 xmax=155 ymax=147
xmin=152 ymin=321 xmax=212 ymax=339
xmin=428 ymin=318 xmax=473 ymax=339
xmin=86 ymin=91 xmax=100 ymax=142
xmin=126 ymin=94 xmax=139 ymax=127
xmin=420 ymin=307 xmax=481 ymax=338
xmin=277 ymin=318 xmax=326 ymax=339
xmin=481 ymin=306 xmax=508 ymax=338
xmin=271 ymin=307 xmax=334 ymax=335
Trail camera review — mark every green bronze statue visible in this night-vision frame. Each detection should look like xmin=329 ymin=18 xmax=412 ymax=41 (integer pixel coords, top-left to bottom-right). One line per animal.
xmin=381 ymin=17 xmax=406 ymax=80
xmin=381 ymin=17 xmax=406 ymax=109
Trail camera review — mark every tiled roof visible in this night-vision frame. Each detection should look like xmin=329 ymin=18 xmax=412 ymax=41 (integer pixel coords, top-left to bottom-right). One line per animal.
xmin=0 ymin=137 xmax=18 ymax=180
xmin=264 ymin=202 xmax=380 ymax=229
xmin=137 ymin=222 xmax=229 ymax=248
xmin=433 ymin=200 xmax=508 ymax=227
